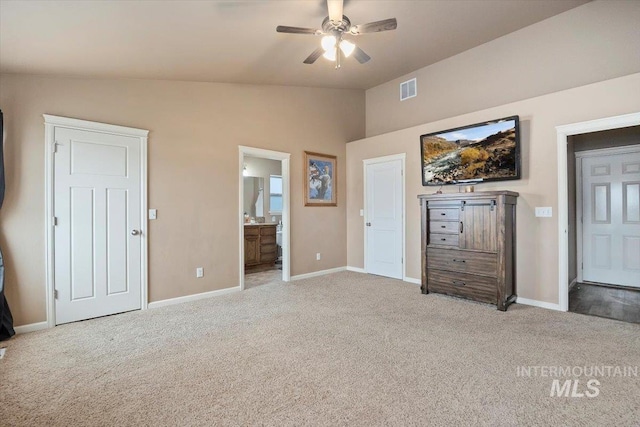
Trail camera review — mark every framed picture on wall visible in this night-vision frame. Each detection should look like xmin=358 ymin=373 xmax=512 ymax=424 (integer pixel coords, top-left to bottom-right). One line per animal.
xmin=304 ymin=151 xmax=337 ymax=207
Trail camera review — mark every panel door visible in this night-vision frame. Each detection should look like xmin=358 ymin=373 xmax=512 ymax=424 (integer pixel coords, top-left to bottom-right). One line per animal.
xmin=54 ymin=127 xmax=142 ymax=324
xmin=459 ymin=202 xmax=497 ymax=252
xmin=582 ymin=151 xmax=640 ymax=287
xmin=365 ymin=159 xmax=403 ymax=279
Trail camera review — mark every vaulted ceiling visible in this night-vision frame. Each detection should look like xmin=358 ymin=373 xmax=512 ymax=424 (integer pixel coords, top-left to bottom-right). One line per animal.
xmin=0 ymin=0 xmax=589 ymax=90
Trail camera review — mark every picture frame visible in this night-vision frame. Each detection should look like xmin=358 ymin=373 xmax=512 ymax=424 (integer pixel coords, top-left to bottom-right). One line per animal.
xmin=304 ymin=151 xmax=337 ymax=207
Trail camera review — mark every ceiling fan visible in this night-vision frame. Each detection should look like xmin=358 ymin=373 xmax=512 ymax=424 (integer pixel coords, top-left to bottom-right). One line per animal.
xmin=276 ymin=0 xmax=397 ymax=69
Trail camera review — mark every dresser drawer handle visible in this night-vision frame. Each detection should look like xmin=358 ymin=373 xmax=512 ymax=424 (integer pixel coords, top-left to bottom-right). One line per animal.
xmin=440 ymin=238 xmax=447 ymax=241
xmin=452 ymin=259 xmax=466 ymax=263
xmin=440 ymin=225 xmax=446 ymax=229
xmin=452 ymin=280 xmax=466 ymax=287
xmin=440 ymin=212 xmax=446 ymax=216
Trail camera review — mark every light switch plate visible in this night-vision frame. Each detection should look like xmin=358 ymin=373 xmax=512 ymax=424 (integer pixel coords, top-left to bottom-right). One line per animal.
xmin=535 ymin=207 xmax=553 ymax=217
xmin=149 ymin=209 xmax=157 ymax=220
xmin=196 ymin=267 xmax=204 ymax=278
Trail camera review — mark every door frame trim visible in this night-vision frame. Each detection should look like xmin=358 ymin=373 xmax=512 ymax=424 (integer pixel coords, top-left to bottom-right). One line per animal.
xmin=44 ymin=114 xmax=149 ymax=328
xmin=556 ymin=111 xmax=640 ymax=312
xmin=575 ymin=145 xmax=640 ymax=284
xmin=238 ymin=146 xmax=291 ymax=290
xmin=363 ymin=153 xmax=406 ymax=280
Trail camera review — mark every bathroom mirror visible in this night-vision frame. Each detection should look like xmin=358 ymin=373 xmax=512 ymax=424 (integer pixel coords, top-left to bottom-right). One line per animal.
xmin=243 ymin=176 xmax=264 ymax=218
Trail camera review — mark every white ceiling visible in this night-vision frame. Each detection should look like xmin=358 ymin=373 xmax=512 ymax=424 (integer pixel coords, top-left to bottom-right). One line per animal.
xmin=0 ymin=0 xmax=589 ymax=90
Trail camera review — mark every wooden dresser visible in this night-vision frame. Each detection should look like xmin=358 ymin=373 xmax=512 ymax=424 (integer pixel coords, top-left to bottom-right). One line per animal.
xmin=418 ymin=191 xmax=518 ymax=311
xmin=244 ymin=224 xmax=277 ymax=272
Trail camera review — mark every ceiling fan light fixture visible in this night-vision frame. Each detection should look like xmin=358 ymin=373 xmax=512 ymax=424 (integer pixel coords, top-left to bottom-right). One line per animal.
xmin=322 ymin=48 xmax=337 ymax=61
xmin=340 ymin=40 xmax=355 ymax=57
xmin=321 ymin=38 xmax=354 ymax=62
xmin=276 ymin=0 xmax=396 ymax=66
xmin=321 ymin=35 xmax=337 ymax=52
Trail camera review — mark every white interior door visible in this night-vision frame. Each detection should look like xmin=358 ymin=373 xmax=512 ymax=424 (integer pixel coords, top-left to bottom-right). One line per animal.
xmin=365 ymin=158 xmax=403 ymax=279
xmin=582 ymin=151 xmax=640 ymax=287
xmin=54 ymin=127 xmax=142 ymax=324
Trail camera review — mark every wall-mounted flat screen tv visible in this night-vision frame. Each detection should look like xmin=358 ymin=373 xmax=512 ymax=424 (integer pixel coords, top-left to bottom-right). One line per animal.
xmin=420 ymin=116 xmax=520 ymax=186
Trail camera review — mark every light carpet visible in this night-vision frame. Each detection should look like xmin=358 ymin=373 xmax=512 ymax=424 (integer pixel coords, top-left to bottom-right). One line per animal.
xmin=1 ymin=271 xmax=639 ymax=426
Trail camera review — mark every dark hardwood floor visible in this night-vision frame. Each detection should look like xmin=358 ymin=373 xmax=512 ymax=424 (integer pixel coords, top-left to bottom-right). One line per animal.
xmin=569 ymin=283 xmax=640 ymax=324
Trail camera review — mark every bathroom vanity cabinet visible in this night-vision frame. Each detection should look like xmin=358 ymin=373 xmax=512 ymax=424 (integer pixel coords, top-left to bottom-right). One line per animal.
xmin=244 ymin=224 xmax=277 ymax=272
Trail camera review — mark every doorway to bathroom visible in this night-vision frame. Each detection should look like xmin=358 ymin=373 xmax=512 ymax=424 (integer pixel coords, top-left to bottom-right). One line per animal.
xmin=238 ymin=146 xmax=291 ymax=290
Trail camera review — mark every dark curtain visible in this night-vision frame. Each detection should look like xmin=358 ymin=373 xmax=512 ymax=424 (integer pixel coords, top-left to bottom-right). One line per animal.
xmin=0 ymin=109 xmax=15 ymax=341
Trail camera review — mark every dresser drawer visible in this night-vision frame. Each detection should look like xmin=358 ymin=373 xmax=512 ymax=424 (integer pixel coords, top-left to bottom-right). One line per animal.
xmin=427 ymin=269 xmax=496 ymax=304
xmin=427 ymin=248 xmax=497 ymax=277
xmin=261 ymin=252 xmax=277 ymax=262
xmin=429 ymin=208 xmax=459 ymax=221
xmin=261 ymin=244 xmax=277 ymax=254
xmin=260 ymin=226 xmax=276 ymax=236
xmin=261 ymin=235 xmax=276 ymax=245
xmin=244 ymin=226 xmax=259 ymax=236
xmin=429 ymin=233 xmax=459 ymax=247
xmin=430 ymin=221 xmax=459 ymax=234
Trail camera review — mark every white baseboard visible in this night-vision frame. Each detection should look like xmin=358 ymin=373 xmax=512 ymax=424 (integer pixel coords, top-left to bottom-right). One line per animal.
xmin=345 ymin=267 xmax=420 ymax=285
xmin=148 ymin=286 xmax=241 ymax=309
xmin=290 ymin=267 xmax=347 ymax=281
xmin=403 ymin=277 xmax=421 ymax=285
xmin=516 ymin=297 xmax=563 ymax=312
xmin=14 ymin=321 xmax=49 ymax=335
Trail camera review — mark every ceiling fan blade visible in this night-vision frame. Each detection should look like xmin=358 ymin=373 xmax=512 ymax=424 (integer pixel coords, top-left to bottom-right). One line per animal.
xmin=303 ymin=47 xmax=325 ymax=64
xmin=276 ymin=26 xmax=322 ymax=35
xmin=352 ymin=46 xmax=371 ymax=64
xmin=327 ymin=0 xmax=344 ymax=23
xmin=349 ymin=18 xmax=397 ymax=35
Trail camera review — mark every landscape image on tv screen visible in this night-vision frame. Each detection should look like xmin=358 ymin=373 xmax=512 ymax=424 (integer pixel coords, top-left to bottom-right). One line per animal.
xmin=420 ymin=116 xmax=520 ymax=185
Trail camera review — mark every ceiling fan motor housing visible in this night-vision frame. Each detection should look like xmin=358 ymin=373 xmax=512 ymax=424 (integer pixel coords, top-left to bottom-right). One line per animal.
xmin=322 ymin=15 xmax=351 ymax=34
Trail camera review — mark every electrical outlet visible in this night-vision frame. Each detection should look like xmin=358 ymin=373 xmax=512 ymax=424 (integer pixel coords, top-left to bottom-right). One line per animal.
xmin=535 ymin=207 xmax=553 ymax=218
xmin=359 ymin=209 xmax=364 ymax=217
xmin=196 ymin=267 xmax=204 ymax=278
xmin=149 ymin=209 xmax=157 ymax=220
xmin=316 ymin=253 xmax=321 ymax=261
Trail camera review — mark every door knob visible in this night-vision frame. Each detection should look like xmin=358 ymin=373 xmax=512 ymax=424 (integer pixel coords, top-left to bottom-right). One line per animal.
xmin=131 ymin=229 xmax=140 ymax=236
xmin=366 ymin=222 xmax=371 ymax=227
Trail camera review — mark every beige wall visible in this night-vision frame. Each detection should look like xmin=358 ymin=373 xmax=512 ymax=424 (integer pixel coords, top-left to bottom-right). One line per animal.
xmin=365 ymin=0 xmax=640 ymax=137
xmin=347 ymin=73 xmax=640 ymax=305
xmin=0 ymin=73 xmax=365 ymax=326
